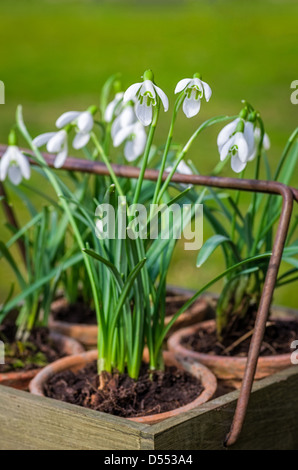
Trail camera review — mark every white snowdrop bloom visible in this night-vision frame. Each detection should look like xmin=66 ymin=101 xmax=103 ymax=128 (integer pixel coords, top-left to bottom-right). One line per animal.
xmin=0 ymin=146 xmax=31 ymax=185
xmin=104 ymin=92 xmax=124 ymax=122
xmin=218 ymin=118 xmax=270 ymax=167
xmin=56 ymin=110 xmax=94 ymax=149
xmin=113 ymin=121 xmax=147 ymax=162
xmin=166 ymin=160 xmax=193 ymax=175
xmin=254 ymin=126 xmax=271 ymax=152
xmin=175 ymin=76 xmax=212 ymax=118
xmin=219 ymin=132 xmax=250 ymax=173
xmin=111 ymin=105 xmax=136 ymax=142
xmin=33 ymin=130 xmax=68 ymax=168
xmin=123 ymin=71 xmax=169 ymax=126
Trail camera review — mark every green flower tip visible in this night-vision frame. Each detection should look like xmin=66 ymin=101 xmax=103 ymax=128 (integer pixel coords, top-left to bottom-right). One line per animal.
xmin=113 ymin=80 xmax=122 ymax=93
xmin=8 ymin=128 xmax=17 ymax=146
xmin=87 ymin=105 xmax=98 ymax=116
xmin=239 ymin=107 xmax=248 ymax=120
xmin=235 ymin=120 xmax=245 ymax=133
xmin=193 ymin=72 xmax=202 ymax=79
xmin=143 ymin=69 xmax=154 ymax=81
xmin=248 ymin=111 xmax=257 ymax=123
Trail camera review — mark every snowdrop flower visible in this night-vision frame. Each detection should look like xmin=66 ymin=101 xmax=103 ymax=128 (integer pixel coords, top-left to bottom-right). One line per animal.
xmin=175 ymin=73 xmax=212 ymax=118
xmin=166 ymin=160 xmax=193 ymax=175
xmin=104 ymin=92 xmax=124 ymax=122
xmin=123 ymin=70 xmax=169 ymax=126
xmin=166 ymin=160 xmax=193 ymax=188
xmin=111 ymin=104 xmax=136 ymax=142
xmin=219 ymin=130 xmax=250 ymax=173
xmin=56 ymin=110 xmax=94 ymax=149
xmin=217 ymin=117 xmax=270 ymax=172
xmin=33 ymin=129 xmax=68 ymax=168
xmin=0 ymin=145 xmax=30 ymax=185
xmin=113 ymin=121 xmax=147 ymax=162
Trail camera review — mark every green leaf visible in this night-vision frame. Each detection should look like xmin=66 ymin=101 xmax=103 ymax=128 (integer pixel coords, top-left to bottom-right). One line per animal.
xmin=196 ymin=235 xmax=238 ymax=267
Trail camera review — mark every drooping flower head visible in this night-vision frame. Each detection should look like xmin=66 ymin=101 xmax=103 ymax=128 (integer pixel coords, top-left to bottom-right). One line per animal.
xmin=113 ymin=121 xmax=147 ymax=162
xmin=217 ymin=107 xmax=270 ymax=173
xmin=56 ymin=105 xmax=97 ymax=149
xmin=175 ymin=73 xmax=212 ymax=118
xmin=0 ymin=130 xmax=30 ymax=185
xmin=33 ymin=129 xmax=69 ymax=168
xmin=123 ymin=70 xmax=169 ymax=126
xmin=104 ymin=92 xmax=124 ymax=123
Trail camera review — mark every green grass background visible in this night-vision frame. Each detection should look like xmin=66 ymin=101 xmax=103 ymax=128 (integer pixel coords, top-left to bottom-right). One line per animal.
xmin=0 ymin=0 xmax=297 ymax=307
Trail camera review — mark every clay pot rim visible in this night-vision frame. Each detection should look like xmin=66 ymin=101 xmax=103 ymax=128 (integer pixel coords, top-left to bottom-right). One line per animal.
xmin=168 ymin=318 xmax=296 ymax=365
xmin=29 ymin=349 xmax=217 ymax=424
xmin=0 ymin=331 xmax=84 ymax=383
xmin=50 ymin=291 xmax=208 ymax=330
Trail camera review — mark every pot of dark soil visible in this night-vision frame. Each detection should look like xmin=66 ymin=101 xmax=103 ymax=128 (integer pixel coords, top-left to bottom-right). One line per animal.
xmin=168 ymin=312 xmax=298 ymax=381
xmin=0 ymin=323 xmax=84 ymax=390
xmin=49 ymin=287 xmax=210 ymax=348
xmin=29 ymin=349 xmax=217 ymax=424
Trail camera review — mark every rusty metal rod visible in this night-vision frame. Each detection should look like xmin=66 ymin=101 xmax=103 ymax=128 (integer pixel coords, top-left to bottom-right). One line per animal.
xmin=0 ymin=146 xmax=297 ymax=446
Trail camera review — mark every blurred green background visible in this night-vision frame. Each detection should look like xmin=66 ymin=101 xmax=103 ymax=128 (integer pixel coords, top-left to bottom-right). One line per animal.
xmin=0 ymin=0 xmax=297 ymax=306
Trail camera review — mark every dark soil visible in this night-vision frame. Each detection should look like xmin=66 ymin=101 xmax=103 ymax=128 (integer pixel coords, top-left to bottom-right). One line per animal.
xmin=44 ymin=360 xmax=204 ymax=418
xmin=0 ymin=322 xmax=65 ymax=373
xmin=53 ymin=299 xmax=96 ymax=325
xmin=53 ymin=293 xmax=193 ymax=325
xmin=181 ymin=318 xmax=298 ymax=357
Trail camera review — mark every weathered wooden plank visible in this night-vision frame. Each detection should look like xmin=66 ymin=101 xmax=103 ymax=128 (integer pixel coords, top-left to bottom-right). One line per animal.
xmin=151 ymin=366 xmax=298 ymax=450
xmin=0 ymin=385 xmax=154 ymax=450
xmin=1 ymin=366 xmax=298 ymax=450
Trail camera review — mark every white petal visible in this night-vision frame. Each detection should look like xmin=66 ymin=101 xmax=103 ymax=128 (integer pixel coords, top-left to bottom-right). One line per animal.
xmin=47 ymin=130 xmax=67 ymax=153
xmin=174 ymin=78 xmax=192 ymax=94
xmin=263 ymin=133 xmax=270 ymax=150
xmin=231 ymin=155 xmax=247 ymax=173
xmin=119 ymin=106 xmax=136 ymax=128
xmin=183 ymin=96 xmax=201 ymax=118
xmin=254 ymin=127 xmax=270 ymax=150
xmin=193 ymin=78 xmax=204 ymax=95
xmin=56 ymin=111 xmax=80 ymax=129
xmin=15 ymin=149 xmax=30 ymax=180
xmin=201 ymin=80 xmax=212 ymax=102
xmin=123 ymin=82 xmax=142 ymax=102
xmin=177 ymin=160 xmax=192 ymax=175
xmin=33 ymin=132 xmax=56 ymax=148
xmin=219 ymin=139 xmax=232 ymax=161
xmin=113 ymin=124 xmax=135 ymax=147
xmin=154 ymin=85 xmax=169 ymax=112
xmin=104 ymin=93 xmax=123 ymax=122
xmin=54 ymin=144 xmax=68 ymax=168
xmin=141 ymin=80 xmax=156 ymax=97
xmin=135 ymin=101 xmax=153 ymax=126
xmin=124 ymin=124 xmax=146 ymax=161
xmin=8 ymin=165 xmax=22 ymax=185
xmin=77 ymin=111 xmax=93 ymax=133
xmin=244 ymin=121 xmax=255 ymax=157
xmin=0 ymin=147 xmax=13 ymax=181
xmin=234 ymin=132 xmax=249 ymax=163
xmin=217 ymin=119 xmax=239 ymax=149
xmin=72 ymin=132 xmax=90 ymax=149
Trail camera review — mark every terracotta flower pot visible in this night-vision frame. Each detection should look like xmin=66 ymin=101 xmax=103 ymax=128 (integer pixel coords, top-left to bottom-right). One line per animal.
xmin=168 ymin=318 xmax=296 ymax=381
xmin=49 ymin=298 xmax=98 ymax=349
xmin=0 ymin=332 xmax=84 ymax=391
xmin=29 ymin=349 xmax=217 ymax=424
xmin=49 ymin=287 xmax=210 ymax=348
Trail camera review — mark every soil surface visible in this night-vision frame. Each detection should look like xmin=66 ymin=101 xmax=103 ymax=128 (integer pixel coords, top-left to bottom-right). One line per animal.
xmin=181 ymin=318 xmax=298 ymax=357
xmin=53 ymin=294 xmax=194 ymax=325
xmin=53 ymin=299 xmax=97 ymax=325
xmin=0 ymin=322 xmax=65 ymax=373
xmin=44 ymin=360 xmax=204 ymax=418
